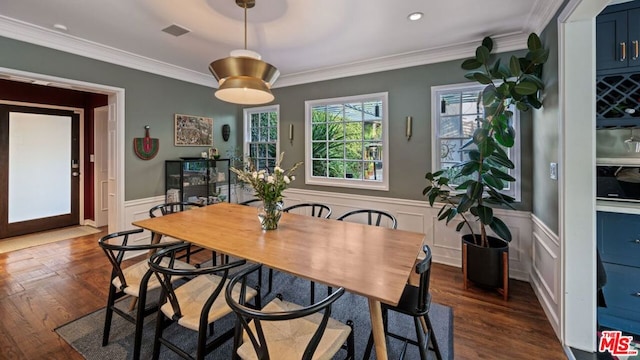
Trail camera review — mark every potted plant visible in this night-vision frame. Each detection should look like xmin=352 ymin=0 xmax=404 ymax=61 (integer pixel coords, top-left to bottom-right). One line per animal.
xmin=423 ymin=33 xmax=548 ymax=299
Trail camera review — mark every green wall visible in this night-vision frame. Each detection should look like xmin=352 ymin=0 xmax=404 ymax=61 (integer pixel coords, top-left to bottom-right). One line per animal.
xmin=0 ymin=35 xmax=239 ymax=201
xmin=272 ymin=54 xmax=533 ymax=211
xmin=0 ymin=35 xmax=536 ymax=212
xmin=533 ymin=10 xmax=561 ymax=233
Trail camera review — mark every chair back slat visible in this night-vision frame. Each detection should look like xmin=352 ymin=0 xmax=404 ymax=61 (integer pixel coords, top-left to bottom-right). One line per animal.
xmin=149 ymin=201 xmax=204 ymax=218
xmin=416 ymin=245 xmax=433 ymax=313
xmin=282 ymin=203 xmax=332 ymax=219
xmin=98 ymin=229 xmax=144 ymax=290
xmin=336 ymin=209 xmax=398 ymax=229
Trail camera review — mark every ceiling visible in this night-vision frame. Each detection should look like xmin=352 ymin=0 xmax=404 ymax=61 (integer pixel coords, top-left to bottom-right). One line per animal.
xmin=0 ymin=0 xmax=565 ymax=88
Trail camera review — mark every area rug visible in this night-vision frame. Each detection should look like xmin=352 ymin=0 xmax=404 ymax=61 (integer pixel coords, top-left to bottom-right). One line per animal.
xmin=0 ymin=225 xmax=101 ymax=253
xmin=56 ymin=270 xmax=454 ymax=359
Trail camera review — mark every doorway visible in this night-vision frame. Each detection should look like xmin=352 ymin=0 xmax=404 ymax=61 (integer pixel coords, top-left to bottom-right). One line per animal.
xmin=0 ymin=105 xmax=80 ymax=238
xmin=0 ymin=66 xmax=125 ymax=236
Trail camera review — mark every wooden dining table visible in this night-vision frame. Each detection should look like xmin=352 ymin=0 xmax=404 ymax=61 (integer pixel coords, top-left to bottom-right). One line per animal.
xmin=132 ymin=202 xmax=425 ymax=360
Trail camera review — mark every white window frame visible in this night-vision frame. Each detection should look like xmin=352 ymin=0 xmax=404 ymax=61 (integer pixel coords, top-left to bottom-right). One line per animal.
xmin=431 ymin=83 xmax=521 ymax=201
xmin=243 ymin=105 xmax=280 ymax=171
xmin=304 ymin=92 xmax=389 ymax=191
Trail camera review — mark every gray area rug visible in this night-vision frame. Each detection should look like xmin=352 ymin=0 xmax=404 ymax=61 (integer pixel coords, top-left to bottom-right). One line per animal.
xmin=56 ymin=268 xmax=453 ymax=359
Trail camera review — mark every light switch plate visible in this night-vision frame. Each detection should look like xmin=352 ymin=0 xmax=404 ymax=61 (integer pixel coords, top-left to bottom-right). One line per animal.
xmin=550 ymin=162 xmax=557 ymax=180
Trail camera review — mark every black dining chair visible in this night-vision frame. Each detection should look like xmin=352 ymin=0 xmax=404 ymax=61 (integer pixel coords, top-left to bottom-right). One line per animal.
xmin=226 ymin=264 xmax=355 ymax=360
xmin=239 ymin=198 xmax=262 ymax=207
xmin=282 ymin=202 xmax=333 ymax=303
xmin=98 ymin=229 xmax=194 ymax=360
xmin=149 ymin=201 xmax=215 ymax=265
xmin=239 ymin=198 xmax=272 ymax=293
xmin=363 ymin=245 xmax=442 ymax=360
xmin=148 ymin=242 xmax=260 ymax=360
xmin=282 ymin=202 xmax=332 ymax=219
xmin=336 ymin=208 xmax=398 ymax=229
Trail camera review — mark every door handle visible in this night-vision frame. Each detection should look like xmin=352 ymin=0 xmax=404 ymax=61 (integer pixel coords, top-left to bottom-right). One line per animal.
xmin=621 ymin=42 xmax=627 ymax=61
xmin=633 ymin=40 xmax=639 ymax=60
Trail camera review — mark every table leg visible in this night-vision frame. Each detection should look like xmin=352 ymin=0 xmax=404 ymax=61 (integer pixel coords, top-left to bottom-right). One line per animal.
xmin=368 ymin=298 xmax=388 ymax=360
xmin=151 ymin=232 xmax=163 ymax=245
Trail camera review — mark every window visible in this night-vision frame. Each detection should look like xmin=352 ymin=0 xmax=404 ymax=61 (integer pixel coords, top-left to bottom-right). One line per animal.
xmin=431 ymin=83 xmax=521 ymax=200
xmin=243 ymin=105 xmax=279 ymax=172
xmin=305 ymin=92 xmax=389 ymax=190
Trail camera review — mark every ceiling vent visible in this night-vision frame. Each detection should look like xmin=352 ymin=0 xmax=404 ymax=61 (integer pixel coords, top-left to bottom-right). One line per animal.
xmin=162 ymin=24 xmax=191 ymax=37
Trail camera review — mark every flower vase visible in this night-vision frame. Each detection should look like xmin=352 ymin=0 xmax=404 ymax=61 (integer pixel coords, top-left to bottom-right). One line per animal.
xmin=257 ymin=201 xmax=283 ymax=230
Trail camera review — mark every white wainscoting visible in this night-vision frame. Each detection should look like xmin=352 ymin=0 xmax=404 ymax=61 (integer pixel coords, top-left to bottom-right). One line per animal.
xmin=122 ymin=188 xmax=535 ymax=280
xmin=282 ymin=188 xmax=533 ymax=281
xmin=530 ymin=214 xmax=562 ymax=339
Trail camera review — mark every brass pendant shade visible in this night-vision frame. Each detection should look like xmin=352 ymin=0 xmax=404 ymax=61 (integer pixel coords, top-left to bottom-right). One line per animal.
xmin=209 ymin=0 xmax=279 ymax=105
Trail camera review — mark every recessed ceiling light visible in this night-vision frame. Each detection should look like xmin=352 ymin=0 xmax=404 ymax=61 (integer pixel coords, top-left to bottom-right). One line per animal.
xmin=53 ymin=23 xmax=68 ymax=32
xmin=408 ymin=12 xmax=423 ymax=21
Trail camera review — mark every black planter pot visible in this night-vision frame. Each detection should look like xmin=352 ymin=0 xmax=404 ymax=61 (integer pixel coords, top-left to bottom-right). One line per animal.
xmin=462 ymin=234 xmax=509 ymax=300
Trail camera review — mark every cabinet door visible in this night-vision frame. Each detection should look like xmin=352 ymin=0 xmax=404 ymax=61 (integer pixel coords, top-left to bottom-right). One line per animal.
xmin=598 ymin=211 xmax=640 ymax=268
xmin=628 ymin=8 xmax=640 ymax=69
xmin=597 ymin=11 xmax=629 ymax=71
xmin=182 ymin=160 xmax=209 ymax=203
xmin=598 ymin=262 xmax=640 ymax=336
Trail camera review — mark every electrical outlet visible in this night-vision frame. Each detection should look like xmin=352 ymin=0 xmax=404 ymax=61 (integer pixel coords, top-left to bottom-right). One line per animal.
xmin=550 ymin=162 xmax=558 ymax=180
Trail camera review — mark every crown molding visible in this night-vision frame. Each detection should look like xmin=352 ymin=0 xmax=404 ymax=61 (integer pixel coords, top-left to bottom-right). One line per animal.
xmin=527 ymin=0 xmax=565 ymax=34
xmin=275 ymin=32 xmax=530 ymax=88
xmin=0 ymin=15 xmax=216 ymax=87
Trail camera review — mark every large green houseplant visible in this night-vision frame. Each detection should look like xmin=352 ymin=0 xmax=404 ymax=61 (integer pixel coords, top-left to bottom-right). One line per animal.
xmin=423 ymin=33 xmax=548 ymax=295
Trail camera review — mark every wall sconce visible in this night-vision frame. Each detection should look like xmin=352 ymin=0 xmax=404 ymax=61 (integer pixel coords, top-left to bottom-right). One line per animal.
xmin=288 ymin=123 xmax=294 ymax=144
xmin=406 ymin=116 xmax=413 ymax=140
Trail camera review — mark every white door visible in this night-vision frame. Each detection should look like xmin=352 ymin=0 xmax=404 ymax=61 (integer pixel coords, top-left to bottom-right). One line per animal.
xmin=0 ymin=105 xmax=80 ymax=238
xmin=94 ymin=106 xmax=109 ymax=227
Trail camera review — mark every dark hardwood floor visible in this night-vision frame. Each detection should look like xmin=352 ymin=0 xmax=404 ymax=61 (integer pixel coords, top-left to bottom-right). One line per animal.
xmin=0 ymin=229 xmax=567 ymax=359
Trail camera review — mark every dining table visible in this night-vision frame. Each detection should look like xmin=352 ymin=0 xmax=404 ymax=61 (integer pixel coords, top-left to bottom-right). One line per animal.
xmin=132 ymin=202 xmax=425 ymax=360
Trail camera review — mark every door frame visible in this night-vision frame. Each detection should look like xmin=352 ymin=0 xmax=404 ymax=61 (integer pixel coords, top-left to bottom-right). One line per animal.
xmin=0 ymin=66 xmax=125 ymax=235
xmin=93 ymin=106 xmax=109 ymax=228
xmin=0 ymin=100 xmax=85 ymax=226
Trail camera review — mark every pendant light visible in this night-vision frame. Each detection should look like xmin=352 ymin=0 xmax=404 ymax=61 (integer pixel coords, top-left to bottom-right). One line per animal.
xmin=209 ymin=0 xmax=280 ymax=105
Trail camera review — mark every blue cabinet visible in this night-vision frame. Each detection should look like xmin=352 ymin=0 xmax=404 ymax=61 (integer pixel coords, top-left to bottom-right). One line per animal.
xmin=597 ymin=211 xmax=640 ymax=335
xmin=597 ymin=7 xmax=640 ymax=74
xmin=596 ymin=3 xmax=640 ymax=128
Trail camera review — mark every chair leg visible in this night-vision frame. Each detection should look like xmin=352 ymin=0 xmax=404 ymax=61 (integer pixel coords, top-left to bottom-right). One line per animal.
xmin=425 ymin=315 xmax=443 ymax=360
xmin=196 ymin=324 xmax=207 ymax=360
xmin=414 ymin=316 xmax=429 ymax=360
xmin=362 ymin=332 xmax=374 ymax=360
xmin=132 ymin=289 xmax=149 ymax=360
xmin=346 ymin=320 xmax=355 ymax=360
xmin=268 ymin=268 xmax=273 ymax=294
xmin=152 ymin=312 xmax=167 ymax=360
xmin=310 ymin=281 xmax=316 ymax=304
xmin=232 ymin=318 xmax=243 ymax=360
xmin=102 ymin=285 xmax=117 ymax=346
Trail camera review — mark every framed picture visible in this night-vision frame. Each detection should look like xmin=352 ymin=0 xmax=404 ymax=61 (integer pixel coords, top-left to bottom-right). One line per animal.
xmin=174 ymin=114 xmax=213 ymax=146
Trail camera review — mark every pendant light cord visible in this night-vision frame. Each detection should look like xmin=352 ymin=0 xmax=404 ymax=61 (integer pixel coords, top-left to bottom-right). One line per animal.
xmin=244 ymin=3 xmax=247 ymax=50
